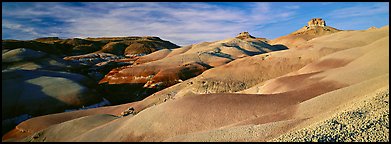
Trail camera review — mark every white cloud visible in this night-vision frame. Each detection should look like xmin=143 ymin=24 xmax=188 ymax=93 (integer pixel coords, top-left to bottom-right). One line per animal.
xmin=2 ymin=21 xmax=39 ymax=36
xmin=320 ymin=2 xmax=335 ymax=5
xmin=252 ymin=2 xmax=271 ymax=13
xmin=2 ymin=2 xmax=300 ymax=45
xmin=285 ymin=5 xmax=300 ymax=10
xmin=328 ymin=3 xmax=389 ymax=18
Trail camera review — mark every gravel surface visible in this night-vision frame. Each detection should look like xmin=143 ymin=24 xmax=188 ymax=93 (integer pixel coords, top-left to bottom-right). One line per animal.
xmin=272 ymin=88 xmax=389 ymax=142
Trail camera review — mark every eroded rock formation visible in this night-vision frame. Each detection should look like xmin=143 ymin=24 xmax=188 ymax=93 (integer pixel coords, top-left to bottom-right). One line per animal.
xmin=307 ymin=18 xmax=326 ymax=27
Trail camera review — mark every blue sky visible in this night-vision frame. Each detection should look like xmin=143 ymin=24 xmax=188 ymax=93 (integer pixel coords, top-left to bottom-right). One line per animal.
xmin=2 ymin=2 xmax=389 ymax=46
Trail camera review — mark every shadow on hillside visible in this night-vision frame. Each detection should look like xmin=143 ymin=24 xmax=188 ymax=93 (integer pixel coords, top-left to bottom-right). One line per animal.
xmin=2 ymin=69 xmax=102 ymax=136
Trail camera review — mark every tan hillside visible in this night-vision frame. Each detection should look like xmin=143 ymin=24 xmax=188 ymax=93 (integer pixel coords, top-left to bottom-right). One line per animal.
xmin=97 ymin=32 xmax=287 ymax=104
xmin=269 ymin=18 xmax=341 ymax=49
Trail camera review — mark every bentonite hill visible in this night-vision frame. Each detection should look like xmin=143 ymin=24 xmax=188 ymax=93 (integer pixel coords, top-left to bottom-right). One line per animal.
xmin=2 ymin=15 xmax=388 ymax=142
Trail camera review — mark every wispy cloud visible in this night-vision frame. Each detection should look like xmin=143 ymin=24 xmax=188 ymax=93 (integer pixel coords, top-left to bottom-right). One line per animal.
xmin=2 ymin=2 xmax=300 ymax=45
xmin=2 ymin=2 xmax=389 ymax=45
xmin=2 ymin=21 xmax=39 ymax=36
xmin=284 ymin=5 xmax=300 ymax=10
xmin=328 ymin=2 xmax=389 ymax=18
xmin=320 ymin=2 xmax=335 ymax=5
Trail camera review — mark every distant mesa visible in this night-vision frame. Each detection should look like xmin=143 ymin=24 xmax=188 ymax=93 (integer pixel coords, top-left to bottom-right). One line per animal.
xmin=34 ymin=37 xmax=60 ymax=40
xmin=2 ymin=36 xmax=180 ymax=56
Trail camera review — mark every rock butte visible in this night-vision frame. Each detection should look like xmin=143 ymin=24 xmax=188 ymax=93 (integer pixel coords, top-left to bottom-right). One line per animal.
xmin=269 ymin=18 xmax=341 ymax=49
xmin=307 ymin=18 xmax=326 ymax=27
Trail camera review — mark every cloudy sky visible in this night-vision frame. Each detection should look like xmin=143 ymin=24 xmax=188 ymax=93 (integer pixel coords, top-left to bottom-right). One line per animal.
xmin=2 ymin=2 xmax=389 ymax=46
